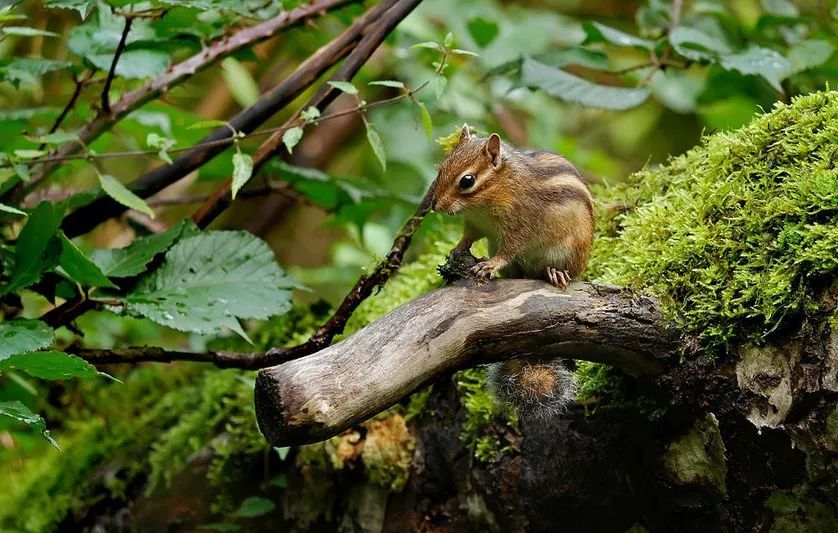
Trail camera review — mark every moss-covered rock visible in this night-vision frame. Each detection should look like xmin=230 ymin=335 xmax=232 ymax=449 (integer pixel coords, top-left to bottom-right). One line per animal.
xmin=662 ymin=413 xmax=727 ymax=494
xmin=589 ymin=90 xmax=837 ymax=351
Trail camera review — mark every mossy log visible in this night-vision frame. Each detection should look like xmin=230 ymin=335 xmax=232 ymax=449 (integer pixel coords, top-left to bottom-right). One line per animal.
xmin=254 ymin=280 xmax=679 ymax=446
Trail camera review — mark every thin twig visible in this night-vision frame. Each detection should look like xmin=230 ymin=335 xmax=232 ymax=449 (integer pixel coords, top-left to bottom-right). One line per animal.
xmin=101 ymin=16 xmax=133 ymax=115
xmin=61 ymin=0 xmax=399 ymax=238
xmin=147 ymin=183 xmax=308 ymax=207
xmin=39 ymin=71 xmax=94 ymax=149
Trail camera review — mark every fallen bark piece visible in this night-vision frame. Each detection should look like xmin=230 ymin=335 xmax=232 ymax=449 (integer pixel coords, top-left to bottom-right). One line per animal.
xmin=255 ymin=279 xmax=680 ymax=446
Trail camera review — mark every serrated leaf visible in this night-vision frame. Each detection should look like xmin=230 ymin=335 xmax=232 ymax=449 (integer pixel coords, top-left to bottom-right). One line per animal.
xmin=98 ymin=174 xmax=155 ymax=218
xmin=90 ymin=219 xmax=197 ymax=278
xmin=2 ymin=27 xmax=59 ymax=38
xmin=365 ymin=122 xmax=386 ymax=171
xmin=126 ymin=232 xmax=293 ymax=336
xmin=282 ymin=127 xmax=304 ymax=154
xmin=44 ymin=0 xmax=96 ymax=19
xmin=417 ymin=101 xmax=432 ymax=141
xmin=188 ymin=120 xmax=230 ymax=130
xmin=234 ymin=497 xmax=275 ymax=518
xmin=2 ymin=58 xmax=75 ymax=86
xmin=669 ymin=26 xmax=732 ymax=62
xmin=787 ymin=39 xmax=834 ymax=74
xmin=231 ymin=151 xmax=253 ymax=200
xmin=521 ymin=56 xmax=649 ymax=110
xmin=368 ymin=80 xmax=405 ymax=89
xmin=0 ymin=351 xmax=99 ymax=380
xmin=0 ymin=202 xmax=27 ymax=216
xmin=327 ymin=80 xmax=358 ymax=95
xmin=58 ymin=231 xmax=117 ymax=288
xmin=0 ymin=401 xmax=59 ymax=449
xmin=719 ymin=46 xmax=790 ymax=92
xmin=88 ymin=50 xmax=170 ymax=80
xmin=24 ymin=130 xmax=79 ymax=144
xmin=584 ymin=21 xmax=654 ymax=49
xmin=300 ymin=106 xmax=320 ymax=121
xmin=466 ymin=17 xmax=499 ymax=48
xmin=0 ymin=319 xmax=53 ymax=361
xmin=1 ymin=201 xmax=63 ymax=295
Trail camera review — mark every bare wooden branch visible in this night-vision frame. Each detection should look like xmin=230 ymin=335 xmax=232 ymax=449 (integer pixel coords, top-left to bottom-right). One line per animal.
xmin=12 ymin=0 xmax=360 ymax=200
xmin=254 ymin=280 xmax=680 ymax=446
xmin=61 ymin=0 xmax=397 ymax=237
xmin=101 ymin=16 xmax=133 ymax=115
xmin=192 ymin=0 xmax=424 ymax=228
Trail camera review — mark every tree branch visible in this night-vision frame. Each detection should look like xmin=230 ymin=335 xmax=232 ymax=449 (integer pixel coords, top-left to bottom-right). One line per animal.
xmin=11 ymin=0 xmax=360 ymax=200
xmin=254 ymin=280 xmax=681 ymax=446
xmin=101 ymin=16 xmax=133 ymax=115
xmin=193 ymin=0 xmax=428 ymax=229
xmin=73 ymin=346 xmax=269 ymax=369
xmin=60 ymin=0 xmax=398 ymax=238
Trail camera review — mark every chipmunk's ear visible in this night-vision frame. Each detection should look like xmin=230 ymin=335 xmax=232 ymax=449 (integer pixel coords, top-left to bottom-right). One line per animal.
xmin=485 ymin=133 xmax=502 ymax=168
xmin=459 ymin=123 xmax=471 ymax=143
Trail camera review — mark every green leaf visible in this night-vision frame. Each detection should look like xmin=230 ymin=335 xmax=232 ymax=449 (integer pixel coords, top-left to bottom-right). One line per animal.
xmin=1 ymin=58 xmax=75 ymax=86
xmin=126 ymin=232 xmax=293 ymax=337
xmin=282 ymin=127 xmax=304 ymax=154
xmin=417 ymin=101 xmax=432 ymax=141
xmin=2 ymin=27 xmax=59 ymax=38
xmin=0 ymin=319 xmax=53 ymax=361
xmin=0 ymin=351 xmax=100 ymax=380
xmin=268 ymin=474 xmax=288 ymax=488
xmin=44 ymin=0 xmax=96 ymax=19
xmin=2 ymin=201 xmax=63 ymax=294
xmin=300 ymin=106 xmax=320 ymax=122
xmin=584 ymin=21 xmax=653 ymax=49
xmin=0 ymin=401 xmax=58 ymax=449
xmin=146 ymin=133 xmax=174 ymax=164
xmin=368 ymin=80 xmax=405 ymax=89
xmin=0 ymin=202 xmax=27 ymax=216
xmin=188 ymin=120 xmax=230 ymax=130
xmin=443 ymin=32 xmax=454 ymax=48
xmin=327 ymin=81 xmax=358 ymax=95
xmin=58 ymin=231 xmax=117 ymax=288
xmin=98 ymin=174 xmax=155 ymax=219
xmin=669 ymin=26 xmax=732 ymax=62
xmin=93 ymin=50 xmax=170 ymax=80
xmin=365 ymin=122 xmax=386 ymax=171
xmin=221 ymin=57 xmax=260 ymax=107
xmin=431 ymin=76 xmax=447 ymax=99
xmin=24 ymin=130 xmax=79 ymax=145
xmin=466 ymin=17 xmax=499 ymax=48
xmin=787 ymin=39 xmax=834 ymax=74
xmin=412 ymin=41 xmax=441 ymax=51
xmin=14 ymin=149 xmax=46 ymax=159
xmin=198 ymin=524 xmax=240 ymax=532
xmin=520 ymin=56 xmax=650 ymax=111
xmin=719 ymin=46 xmax=790 ymax=92
xmin=233 ymin=497 xmax=275 ymax=518
xmin=451 ymin=49 xmax=479 ymax=57
xmin=231 ymin=151 xmax=253 ymax=200
xmin=90 ymin=219 xmax=197 ymax=278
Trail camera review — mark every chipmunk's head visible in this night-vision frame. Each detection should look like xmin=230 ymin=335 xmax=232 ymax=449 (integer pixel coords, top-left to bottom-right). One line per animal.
xmin=432 ymin=124 xmax=506 ymax=215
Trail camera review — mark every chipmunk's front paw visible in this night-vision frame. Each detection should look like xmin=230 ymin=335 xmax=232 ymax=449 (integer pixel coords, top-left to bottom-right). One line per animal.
xmin=470 ymin=257 xmax=506 ymax=282
xmin=546 ymin=267 xmax=571 ymax=290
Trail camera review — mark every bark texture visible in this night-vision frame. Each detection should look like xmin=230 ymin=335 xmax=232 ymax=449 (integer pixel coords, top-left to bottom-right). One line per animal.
xmin=255 ymin=280 xmax=680 ymax=446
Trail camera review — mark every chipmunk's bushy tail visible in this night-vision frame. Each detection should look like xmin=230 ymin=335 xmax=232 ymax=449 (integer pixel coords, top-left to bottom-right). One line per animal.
xmin=488 ymin=357 xmax=577 ymax=419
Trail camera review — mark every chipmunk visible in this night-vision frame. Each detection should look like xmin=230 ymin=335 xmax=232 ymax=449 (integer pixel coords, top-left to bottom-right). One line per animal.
xmin=432 ymin=125 xmax=594 ymax=416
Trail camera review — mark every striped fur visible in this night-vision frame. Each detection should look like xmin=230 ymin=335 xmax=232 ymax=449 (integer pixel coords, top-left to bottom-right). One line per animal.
xmin=433 ymin=126 xmax=594 ymax=280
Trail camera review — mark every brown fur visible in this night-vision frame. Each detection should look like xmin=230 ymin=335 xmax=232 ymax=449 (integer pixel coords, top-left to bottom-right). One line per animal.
xmin=433 ymin=125 xmax=594 ymax=284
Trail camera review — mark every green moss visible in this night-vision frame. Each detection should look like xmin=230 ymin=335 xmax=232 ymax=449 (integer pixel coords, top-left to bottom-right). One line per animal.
xmin=662 ymin=413 xmax=727 ymax=494
xmin=589 ymin=91 xmax=838 ymax=351
xmin=456 ymin=368 xmax=517 ymax=462
xmin=765 ymin=486 xmax=837 ymax=532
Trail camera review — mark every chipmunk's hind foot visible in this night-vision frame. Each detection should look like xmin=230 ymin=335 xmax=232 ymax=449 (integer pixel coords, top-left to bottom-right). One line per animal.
xmin=545 ymin=267 xmax=571 ymax=290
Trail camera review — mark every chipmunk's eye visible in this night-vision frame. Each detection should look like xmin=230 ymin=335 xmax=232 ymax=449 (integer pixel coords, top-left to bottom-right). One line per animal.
xmin=458 ymin=173 xmax=476 ymax=190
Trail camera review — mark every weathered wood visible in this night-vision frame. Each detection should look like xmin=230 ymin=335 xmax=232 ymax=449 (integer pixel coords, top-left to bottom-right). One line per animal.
xmin=255 ymin=279 xmax=680 ymax=446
